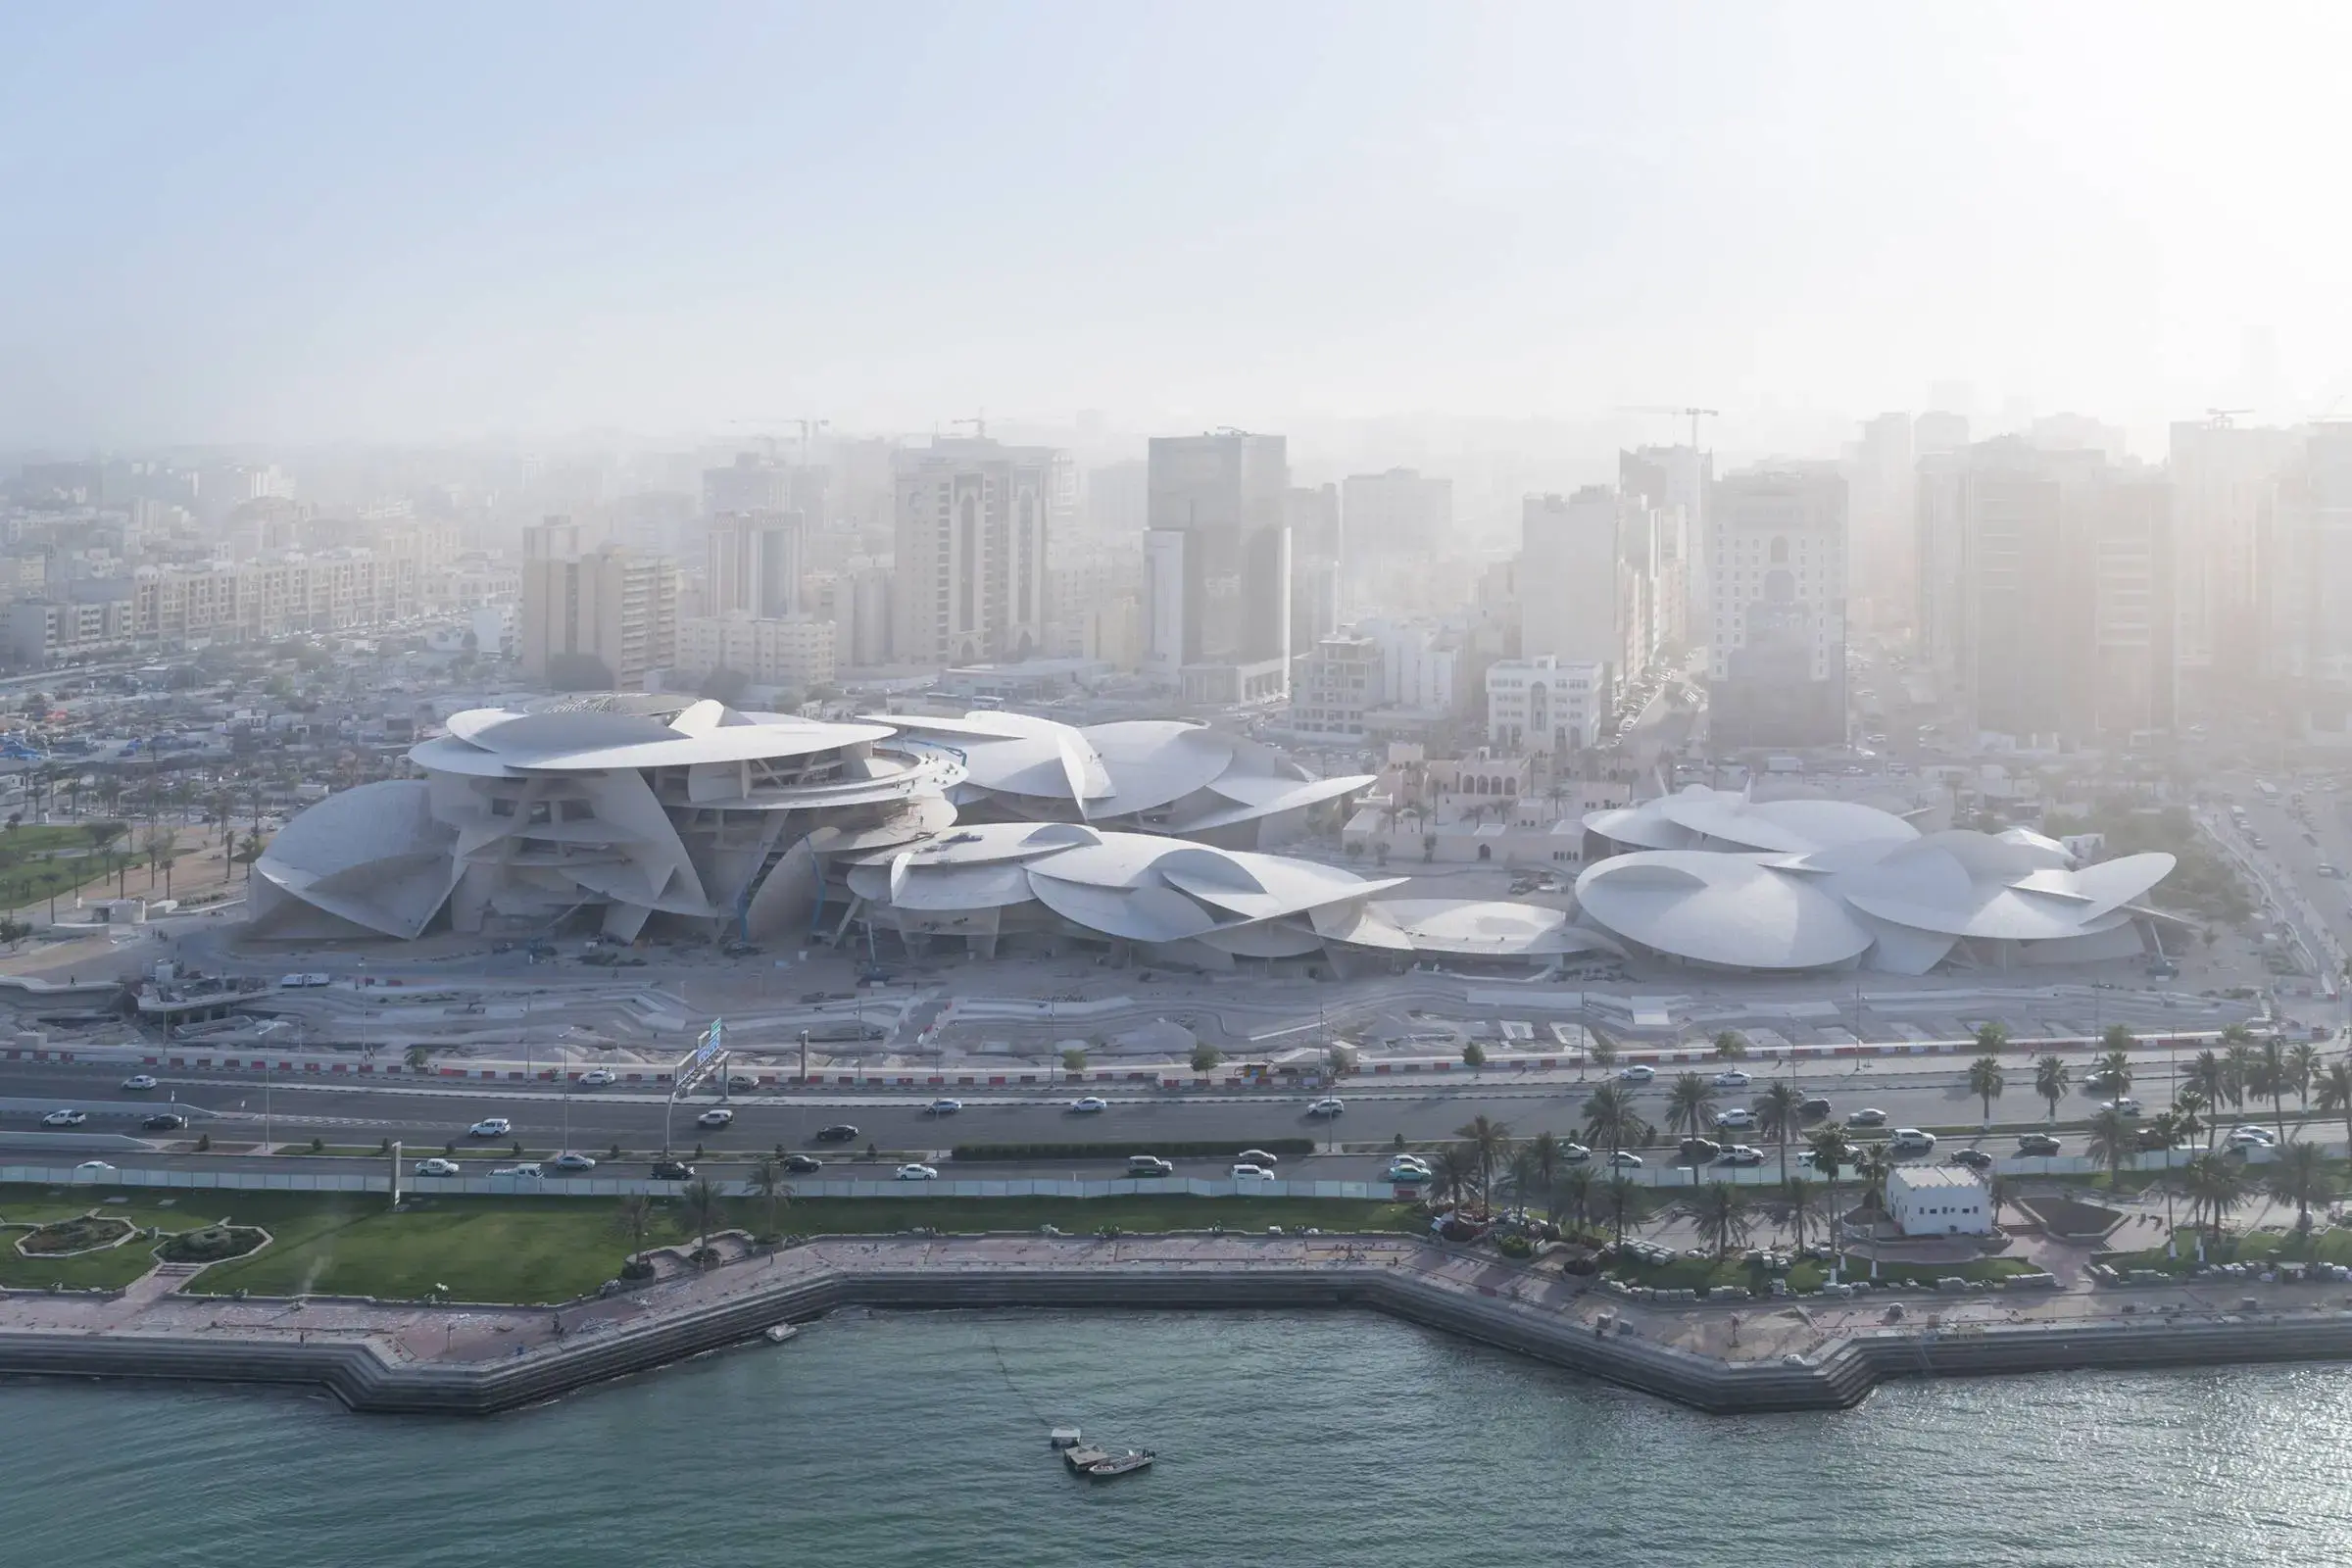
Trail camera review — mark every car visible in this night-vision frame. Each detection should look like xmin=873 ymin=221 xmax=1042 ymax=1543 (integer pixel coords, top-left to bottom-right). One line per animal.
xmin=1606 ymin=1151 xmax=1644 ymax=1168
xmin=1713 ymin=1107 xmax=1756 ymax=1130
xmin=1798 ymin=1096 xmax=1833 ymax=1118
xmin=925 ymin=1098 xmax=963 ymax=1116
xmin=413 ymin=1157 xmax=462 ymax=1177
xmin=815 ymin=1123 xmax=859 ymax=1142
xmin=1384 ymin=1161 xmax=1433 ymax=1184
xmin=1306 ymin=1097 xmax=1346 ymax=1116
xmin=1617 ymin=1064 xmax=1656 ymax=1083
xmin=725 ymin=1074 xmax=756 ymax=1093
xmin=1711 ymin=1069 xmax=1751 ymax=1088
xmin=894 ymin=1162 xmax=940 ymax=1181
xmin=40 ymin=1109 xmax=87 ymax=1127
xmin=1068 ymin=1096 xmax=1110 ymax=1114
xmin=120 ymin=1073 xmax=159 ymax=1091
xmin=549 ymin=1152 xmax=597 ymax=1171
xmin=72 ymin=1160 xmax=117 ymax=1180
xmin=1679 ymin=1137 xmax=1723 ymax=1164
xmin=1888 ymin=1128 xmax=1937 ymax=1152
xmin=2227 ymin=1126 xmax=2278 ymax=1148
xmin=1557 ymin=1142 xmax=1593 ymax=1163
xmin=1715 ymin=1145 xmax=1764 ymax=1166
xmin=697 ymin=1107 xmax=735 ymax=1128
xmin=1231 ymin=1163 xmax=1276 ymax=1180
xmin=2097 ymin=1098 xmax=2142 ymax=1118
xmin=1845 ymin=1107 xmax=1887 ymax=1127
xmin=467 ymin=1117 xmax=512 ymax=1138
xmin=1384 ymin=1152 xmax=1433 ymax=1173
xmin=1236 ymin=1148 xmax=1279 ymax=1165
xmin=492 ymin=1163 xmax=543 ymax=1180
xmin=2017 ymin=1134 xmax=2063 ymax=1156
xmin=141 ymin=1112 xmax=187 ymax=1131
xmin=652 ymin=1159 xmax=696 ymax=1181
xmin=2082 ymin=1068 xmax=2126 ymax=1090
xmin=782 ymin=1153 xmax=823 ymax=1173
xmin=1127 ymin=1154 xmax=1177 ymax=1177
xmin=1948 ymin=1148 xmax=1994 ymax=1171
xmin=577 ymin=1068 xmax=617 ymax=1087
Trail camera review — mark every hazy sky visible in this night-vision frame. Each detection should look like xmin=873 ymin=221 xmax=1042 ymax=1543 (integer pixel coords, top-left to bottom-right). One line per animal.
xmin=6 ymin=1 xmax=2349 ymax=446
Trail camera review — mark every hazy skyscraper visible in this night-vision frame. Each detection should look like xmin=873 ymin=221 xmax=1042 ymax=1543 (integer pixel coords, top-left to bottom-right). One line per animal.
xmin=1142 ymin=431 xmax=1292 ymax=702
xmin=1338 ymin=467 xmax=1449 ymax=611
xmin=1706 ymin=467 xmax=1848 ymax=749
xmin=890 ymin=438 xmax=1063 ymax=665
xmin=2168 ymin=417 xmax=2298 ymax=698
xmin=705 ymin=510 xmax=806 ymax=619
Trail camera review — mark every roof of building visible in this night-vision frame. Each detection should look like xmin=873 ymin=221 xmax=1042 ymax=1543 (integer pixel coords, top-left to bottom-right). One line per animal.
xmin=1886 ymin=1165 xmax=1988 ymax=1194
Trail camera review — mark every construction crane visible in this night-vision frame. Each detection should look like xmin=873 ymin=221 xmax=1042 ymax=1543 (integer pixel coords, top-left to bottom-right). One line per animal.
xmin=2205 ymin=407 xmax=2252 ymax=428
xmin=1623 ymin=405 xmax=1720 ymax=450
xmin=950 ymin=411 xmax=989 ymax=440
xmin=790 ymin=418 xmax=829 ymax=465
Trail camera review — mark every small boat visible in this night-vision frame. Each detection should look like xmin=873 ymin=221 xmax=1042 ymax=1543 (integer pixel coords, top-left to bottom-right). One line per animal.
xmin=1082 ymin=1449 xmax=1154 ymax=1479
xmin=1062 ymin=1446 xmax=1110 ymax=1472
xmin=1048 ymin=1425 xmax=1083 ymax=1449
xmin=761 ymin=1323 xmax=799 ymax=1344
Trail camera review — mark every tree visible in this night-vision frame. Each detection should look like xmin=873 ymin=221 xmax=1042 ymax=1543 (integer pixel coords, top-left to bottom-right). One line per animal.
xmin=2316 ymin=1059 xmax=2352 ymax=1153
xmin=1756 ymin=1079 xmax=1802 ymax=1184
xmin=743 ymin=1155 xmax=793 ymax=1242
xmin=1664 ymin=1072 xmax=1718 ymax=1185
xmin=2086 ymin=1106 xmax=2133 ymax=1186
xmin=1974 ymin=1020 xmax=2011 ymax=1056
xmin=1697 ymin=1183 xmax=1752 ymax=1259
xmin=1806 ymin=1128 xmax=1856 ymax=1273
xmin=1326 ymin=1044 xmax=1358 ymax=1080
xmin=1189 ymin=1043 xmax=1222 ymax=1076
xmin=611 ymin=1195 xmax=656 ymax=1263
xmin=1504 ymin=1146 xmax=1543 ymax=1212
xmin=2222 ymin=1031 xmax=2256 ymax=1112
xmin=2180 ymin=1152 xmax=2248 ymax=1244
xmin=2033 ymin=1054 xmax=2071 ymax=1121
xmin=1461 ymin=1041 xmax=1487 ymax=1072
xmin=679 ymin=1177 xmax=727 ymax=1265
xmin=404 ymin=1044 xmax=434 ymax=1073
xmin=1581 ymin=1083 xmax=1650 ymax=1161
xmin=2256 ymin=1037 xmax=2290 ymax=1144
xmin=2100 ymin=1022 xmax=2135 ymax=1056
xmin=2267 ymin=1141 xmax=2330 ymax=1233
xmin=1528 ymin=1132 xmax=1564 ymax=1218
xmin=1781 ymin=1175 xmax=1817 ymax=1252
xmin=1967 ymin=1054 xmax=2006 ymax=1124
xmin=2287 ymin=1042 xmax=2321 ymax=1125
xmin=2171 ymin=1089 xmax=2208 ymax=1152
xmin=1432 ymin=1145 xmax=1478 ymax=1207
xmin=1711 ymin=1030 xmax=1746 ymax=1060
xmin=2095 ymin=1048 xmax=2132 ymax=1103
xmin=1588 ymin=1037 xmax=1619 ymax=1074
xmin=1604 ymin=1174 xmax=1639 ymax=1245
xmin=1061 ymin=1047 xmax=1087 ymax=1075
xmin=1553 ymin=1165 xmax=1595 ymax=1233
xmin=1453 ymin=1113 xmax=1512 ymax=1211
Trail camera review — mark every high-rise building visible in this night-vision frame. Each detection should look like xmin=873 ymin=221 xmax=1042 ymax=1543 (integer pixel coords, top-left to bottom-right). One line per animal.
xmin=706 ymin=510 xmax=806 ymax=619
xmin=1142 ymin=432 xmax=1292 ymax=703
xmin=890 ymin=438 xmax=1064 ymax=665
xmin=1339 ymin=467 xmax=1449 ymax=611
xmin=2168 ymin=418 xmax=2298 ymax=699
xmin=1845 ymin=413 xmax=1915 ymax=625
xmin=2261 ymin=423 xmax=2352 ymax=743
xmin=1520 ymin=488 xmax=1656 ymax=702
xmin=1706 ymin=467 xmax=1848 ymax=749
xmin=1085 ymin=459 xmax=1149 ymax=535
xmin=702 ymin=452 xmax=825 ymax=520
xmin=518 ymin=522 xmax=679 ymax=692
xmin=1619 ymin=445 xmax=1711 ymax=639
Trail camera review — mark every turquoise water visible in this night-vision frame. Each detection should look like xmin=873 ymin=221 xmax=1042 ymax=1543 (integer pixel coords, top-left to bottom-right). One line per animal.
xmin=9 ymin=1309 xmax=2352 ymax=1566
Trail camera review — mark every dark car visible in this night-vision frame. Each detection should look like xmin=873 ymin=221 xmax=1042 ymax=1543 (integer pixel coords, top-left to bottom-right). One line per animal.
xmin=782 ymin=1153 xmax=823 ymax=1173
xmin=1678 ymin=1137 xmax=1722 ymax=1165
xmin=141 ymin=1112 xmax=187 ymax=1131
xmin=1798 ymin=1096 xmax=1833 ymax=1118
xmin=814 ymin=1123 xmax=859 ymax=1143
xmin=1948 ymin=1148 xmax=1994 ymax=1171
xmin=2017 ymin=1134 xmax=2063 ymax=1156
xmin=651 ymin=1159 xmax=695 ymax=1181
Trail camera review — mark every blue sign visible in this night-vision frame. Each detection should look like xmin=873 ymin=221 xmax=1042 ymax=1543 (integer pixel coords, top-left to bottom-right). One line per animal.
xmin=693 ymin=1017 xmax=725 ymax=1066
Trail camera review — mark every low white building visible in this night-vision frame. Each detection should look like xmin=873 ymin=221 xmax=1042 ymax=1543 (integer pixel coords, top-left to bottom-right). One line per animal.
xmin=1885 ymin=1165 xmax=1993 ymax=1237
xmin=1485 ymin=655 xmax=1605 ymax=755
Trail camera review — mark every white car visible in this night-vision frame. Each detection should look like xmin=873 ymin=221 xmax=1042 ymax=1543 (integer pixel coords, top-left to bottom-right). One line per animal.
xmin=2227 ymin=1126 xmax=2278 ymax=1148
xmin=1711 ymin=1069 xmax=1751 ymax=1088
xmin=2097 ymin=1098 xmax=2142 ymax=1118
xmin=1607 ymin=1151 xmax=1644 ymax=1168
xmin=926 ymin=1098 xmax=963 ymax=1116
xmin=467 ymin=1117 xmax=512 ymax=1138
xmin=1385 ymin=1159 xmax=1433 ymax=1184
xmin=549 ymin=1151 xmax=597 ymax=1171
xmin=40 ymin=1109 xmax=87 ymax=1127
xmin=492 ymin=1163 xmax=543 ymax=1180
xmin=1713 ymin=1107 xmax=1757 ymax=1130
xmin=697 ymin=1107 xmax=735 ymax=1128
xmin=1236 ymin=1148 xmax=1280 ymax=1165
xmin=577 ymin=1068 xmax=617 ymax=1088
xmin=1558 ymin=1142 xmax=1593 ymax=1163
xmin=1231 ymin=1163 xmax=1276 ymax=1180
xmin=414 ymin=1157 xmax=462 ymax=1177
xmin=1306 ymin=1097 xmax=1346 ymax=1116
xmin=72 ymin=1159 xmax=117 ymax=1180
xmin=1889 ymin=1128 xmax=1938 ymax=1152
xmin=1617 ymin=1064 xmax=1656 ymax=1083
xmin=1069 ymin=1097 xmax=1109 ymax=1113
xmin=121 ymin=1073 xmax=159 ymax=1091
xmin=894 ymin=1162 xmax=939 ymax=1181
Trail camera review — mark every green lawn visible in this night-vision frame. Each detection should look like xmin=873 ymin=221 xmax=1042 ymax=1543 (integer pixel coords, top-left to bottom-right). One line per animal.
xmin=0 ymin=1188 xmax=338 ymax=1291
xmin=1606 ymin=1250 xmax=2036 ymax=1296
xmin=0 ymin=820 xmax=139 ymax=910
xmin=2102 ymin=1225 xmax=2352 ymax=1277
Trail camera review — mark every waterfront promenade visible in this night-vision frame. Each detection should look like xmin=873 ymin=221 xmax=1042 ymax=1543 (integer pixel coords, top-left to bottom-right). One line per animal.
xmin=10 ymin=1230 xmax=2352 ymax=1415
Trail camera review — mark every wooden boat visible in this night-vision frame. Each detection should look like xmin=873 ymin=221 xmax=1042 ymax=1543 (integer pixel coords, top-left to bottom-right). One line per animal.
xmin=1081 ymin=1449 xmax=1154 ymax=1479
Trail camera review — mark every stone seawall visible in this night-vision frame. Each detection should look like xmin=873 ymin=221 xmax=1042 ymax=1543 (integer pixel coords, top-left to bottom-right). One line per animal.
xmin=7 ymin=1242 xmax=2352 ymax=1416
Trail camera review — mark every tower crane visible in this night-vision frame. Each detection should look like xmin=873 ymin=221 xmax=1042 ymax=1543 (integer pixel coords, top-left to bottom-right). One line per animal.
xmin=2205 ymin=407 xmax=2251 ymax=428
xmin=1623 ymin=405 xmax=1720 ymax=450
xmin=950 ymin=412 xmax=989 ymax=439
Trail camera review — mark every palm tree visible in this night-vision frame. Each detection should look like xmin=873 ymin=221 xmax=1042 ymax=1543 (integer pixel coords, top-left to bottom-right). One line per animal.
xmin=1697 ymin=1183 xmax=1752 ymax=1259
xmin=2171 ymin=1089 xmax=2208 ymax=1153
xmin=1782 ymin=1175 xmax=1817 ymax=1252
xmin=2223 ymin=1031 xmax=2257 ymax=1113
xmin=2095 ymin=1048 xmax=2132 ymax=1103
xmin=1664 ymin=1072 xmax=1718 ymax=1185
xmin=743 ymin=1154 xmax=794 ymax=1242
xmin=1432 ymin=1145 xmax=1478 ymax=1207
xmin=1588 ymin=1037 xmax=1619 ymax=1076
xmin=1528 ymin=1132 xmax=1564 ymax=1218
xmin=2316 ymin=1060 xmax=2352 ymax=1152
xmin=2256 ymin=1037 xmax=2290 ymax=1143
xmin=2086 ymin=1106 xmax=2133 ymax=1187
xmin=1806 ymin=1127 xmax=1856 ymax=1272
xmin=1453 ymin=1114 xmax=1513 ymax=1210
xmin=2187 ymin=1050 xmax=2229 ymax=1137
xmin=1581 ymin=1083 xmax=1650 ymax=1162
xmin=1604 ymin=1173 xmax=1639 ymax=1245
xmin=2100 ymin=1022 xmax=2135 ymax=1056
xmin=1553 ymin=1165 xmax=1595 ymax=1234
xmin=2267 ymin=1141 xmax=2330 ymax=1234
xmin=1711 ymin=1030 xmax=1746 ymax=1061
xmin=1974 ymin=1020 xmax=2011 ymax=1056
xmin=403 ymin=1044 xmax=434 ymax=1073
xmin=1757 ymin=1079 xmax=1803 ymax=1183
xmin=2180 ymin=1152 xmax=2248 ymax=1245
xmin=611 ymin=1194 xmax=656 ymax=1263
xmin=1967 ymin=1054 xmax=2006 ymax=1125
xmin=2033 ymin=1054 xmax=2071 ymax=1121
xmin=1856 ymin=1145 xmax=1891 ymax=1219
xmin=2287 ymin=1042 xmax=2321 ymax=1126
xmin=680 ymin=1176 xmax=727 ymax=1265
xmin=1504 ymin=1146 xmax=1543 ymax=1212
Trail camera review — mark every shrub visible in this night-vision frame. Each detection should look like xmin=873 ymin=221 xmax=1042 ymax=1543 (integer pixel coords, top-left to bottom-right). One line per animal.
xmin=195 ymin=1133 xmax=211 ymax=1152
xmin=1496 ymin=1233 xmax=1535 ymax=1259
xmin=310 ymin=1136 xmax=325 ymax=1153
xmin=618 ymin=1257 xmax=656 ymax=1281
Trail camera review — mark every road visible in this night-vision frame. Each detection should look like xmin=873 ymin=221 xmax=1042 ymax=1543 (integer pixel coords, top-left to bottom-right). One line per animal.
xmin=0 ymin=1046 xmax=2278 ymax=1173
